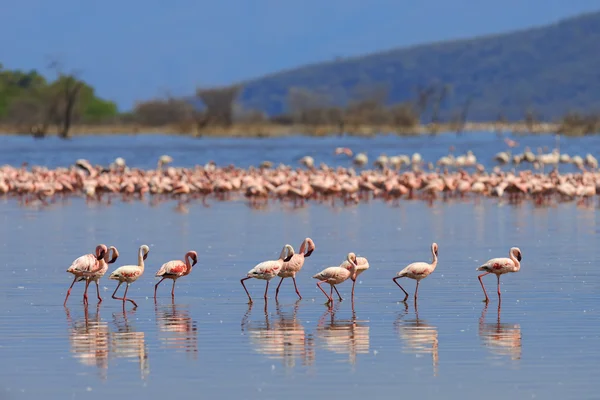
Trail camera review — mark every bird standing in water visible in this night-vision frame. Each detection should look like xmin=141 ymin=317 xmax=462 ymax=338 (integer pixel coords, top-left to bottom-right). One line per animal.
xmin=109 ymin=245 xmax=150 ymax=308
xmin=393 ymin=243 xmax=439 ymax=302
xmin=476 ymin=247 xmax=522 ymax=303
xmin=275 ymin=238 xmax=315 ymax=300
xmin=154 ymin=250 xmax=198 ymax=299
xmin=64 ymin=244 xmax=118 ymax=305
xmin=241 ymin=244 xmax=294 ymax=303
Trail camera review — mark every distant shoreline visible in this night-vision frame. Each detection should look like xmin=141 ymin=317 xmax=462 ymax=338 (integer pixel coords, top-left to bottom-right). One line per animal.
xmin=0 ymin=122 xmax=561 ymax=138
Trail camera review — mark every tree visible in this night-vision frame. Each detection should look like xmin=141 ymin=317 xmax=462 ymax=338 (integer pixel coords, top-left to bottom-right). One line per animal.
xmin=196 ymin=85 xmax=241 ymax=127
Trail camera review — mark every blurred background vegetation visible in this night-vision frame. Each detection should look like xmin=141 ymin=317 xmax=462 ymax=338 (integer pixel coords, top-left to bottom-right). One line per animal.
xmin=1 ymin=11 xmax=599 ymax=138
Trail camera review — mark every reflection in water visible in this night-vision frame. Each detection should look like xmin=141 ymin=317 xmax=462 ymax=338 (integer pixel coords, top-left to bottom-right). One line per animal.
xmin=111 ymin=310 xmax=150 ymax=380
xmin=394 ymin=302 xmax=439 ymax=376
xmin=65 ymin=305 xmax=110 ymax=380
xmin=479 ymin=303 xmax=522 ymax=362
xmin=241 ymin=301 xmax=315 ymax=368
xmin=155 ymin=301 xmax=198 ymax=358
xmin=316 ymin=302 xmax=370 ymax=365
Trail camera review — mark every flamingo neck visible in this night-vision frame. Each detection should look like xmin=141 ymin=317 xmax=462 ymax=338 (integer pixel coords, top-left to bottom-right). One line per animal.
xmin=184 ymin=253 xmax=193 ymax=273
xmin=510 ymin=252 xmax=521 ymax=270
xmin=431 ymin=247 xmax=438 ymax=269
xmin=137 ymin=250 xmax=145 ymax=270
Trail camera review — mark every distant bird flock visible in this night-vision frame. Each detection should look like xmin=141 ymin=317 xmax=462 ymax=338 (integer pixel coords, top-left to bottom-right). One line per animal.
xmin=64 ymin=240 xmax=521 ymax=309
xmin=1 ymin=144 xmax=599 ymax=209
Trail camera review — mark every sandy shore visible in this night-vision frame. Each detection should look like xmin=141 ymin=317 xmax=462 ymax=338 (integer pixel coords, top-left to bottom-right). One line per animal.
xmin=0 ymin=121 xmax=560 ymax=137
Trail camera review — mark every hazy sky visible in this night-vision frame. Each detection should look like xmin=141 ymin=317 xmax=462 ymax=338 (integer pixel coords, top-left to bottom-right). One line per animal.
xmin=1 ymin=0 xmax=599 ymax=109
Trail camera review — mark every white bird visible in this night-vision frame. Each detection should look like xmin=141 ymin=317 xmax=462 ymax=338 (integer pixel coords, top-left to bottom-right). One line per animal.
xmin=393 ymin=243 xmax=439 ymax=301
xmin=313 ymin=252 xmax=358 ymax=305
xmin=339 ymin=255 xmax=369 ymax=299
xmin=476 ymin=247 xmax=522 ymax=303
xmin=109 ymin=245 xmax=150 ymax=308
xmin=241 ymin=244 xmax=294 ymax=303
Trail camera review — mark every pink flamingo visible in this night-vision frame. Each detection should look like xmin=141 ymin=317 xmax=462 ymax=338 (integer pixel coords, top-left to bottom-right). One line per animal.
xmin=154 ymin=250 xmax=198 ymax=299
xmin=64 ymin=244 xmax=111 ymax=305
xmin=313 ymin=252 xmax=358 ymax=306
xmin=476 ymin=247 xmax=522 ymax=303
xmin=275 ymin=238 xmax=316 ymax=300
xmin=80 ymin=246 xmax=119 ymax=304
xmin=109 ymin=245 xmax=150 ymax=308
xmin=393 ymin=243 xmax=439 ymax=301
xmin=241 ymin=244 xmax=294 ymax=303
xmin=340 ymin=255 xmax=369 ymax=299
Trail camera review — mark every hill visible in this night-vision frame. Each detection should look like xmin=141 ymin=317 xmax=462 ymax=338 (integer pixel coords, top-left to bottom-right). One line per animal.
xmin=237 ymin=11 xmax=600 ymax=121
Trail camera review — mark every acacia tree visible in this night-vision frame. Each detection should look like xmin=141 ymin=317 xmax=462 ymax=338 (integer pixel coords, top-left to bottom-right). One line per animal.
xmin=195 ymin=85 xmax=242 ymax=127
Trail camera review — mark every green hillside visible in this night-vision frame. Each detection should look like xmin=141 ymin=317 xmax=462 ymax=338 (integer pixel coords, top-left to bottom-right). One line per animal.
xmin=238 ymin=11 xmax=600 ymax=121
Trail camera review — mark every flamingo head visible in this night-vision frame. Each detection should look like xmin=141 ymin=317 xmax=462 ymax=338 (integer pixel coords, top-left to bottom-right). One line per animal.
xmin=188 ymin=251 xmax=198 ymax=267
xmin=304 ymin=238 xmax=316 ymax=257
xmin=95 ymin=244 xmax=108 ymax=261
xmin=140 ymin=244 xmax=150 ymax=260
xmin=432 ymin=243 xmax=439 ymax=257
xmin=511 ymin=247 xmax=522 ymax=262
xmin=108 ymin=246 xmax=120 ymax=264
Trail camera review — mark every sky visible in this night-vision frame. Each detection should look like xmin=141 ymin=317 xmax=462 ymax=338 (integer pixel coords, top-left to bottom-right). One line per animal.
xmin=1 ymin=0 xmax=599 ymax=110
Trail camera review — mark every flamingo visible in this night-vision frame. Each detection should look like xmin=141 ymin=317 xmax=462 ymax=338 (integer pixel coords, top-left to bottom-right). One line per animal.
xmin=340 ymin=255 xmax=369 ymax=299
xmin=109 ymin=245 xmax=150 ymax=308
xmin=79 ymin=246 xmax=119 ymax=304
xmin=275 ymin=238 xmax=316 ymax=300
xmin=313 ymin=252 xmax=358 ymax=306
xmin=393 ymin=243 xmax=439 ymax=302
xmin=64 ymin=244 xmax=112 ymax=305
xmin=476 ymin=247 xmax=522 ymax=303
xmin=241 ymin=244 xmax=294 ymax=303
xmin=154 ymin=251 xmax=198 ymax=299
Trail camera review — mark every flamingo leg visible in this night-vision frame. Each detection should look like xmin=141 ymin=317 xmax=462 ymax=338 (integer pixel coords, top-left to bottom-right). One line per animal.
xmin=95 ymin=280 xmax=102 ymax=303
xmin=122 ymin=283 xmax=137 ymax=307
xmin=393 ymin=277 xmax=409 ymax=302
xmin=64 ymin=276 xmax=77 ymax=305
xmin=154 ymin=277 xmax=166 ymax=299
xmin=316 ymin=281 xmax=332 ymax=303
xmin=83 ymin=278 xmax=91 ymax=305
xmin=241 ymin=277 xmax=253 ymax=303
xmin=292 ymin=277 xmax=302 ymax=300
xmin=414 ymin=280 xmax=420 ymax=300
xmin=275 ymin=277 xmax=285 ymax=300
xmin=351 ymin=279 xmax=356 ymax=299
xmin=332 ymin=285 xmax=343 ymax=301
xmin=264 ymin=280 xmax=270 ymax=300
xmin=478 ymin=272 xmax=491 ymax=303
xmin=329 ymin=284 xmax=335 ymax=306
xmin=496 ymin=274 xmax=501 ymax=300
xmin=111 ymin=282 xmax=123 ymax=301
xmin=171 ymin=280 xmax=176 ymax=298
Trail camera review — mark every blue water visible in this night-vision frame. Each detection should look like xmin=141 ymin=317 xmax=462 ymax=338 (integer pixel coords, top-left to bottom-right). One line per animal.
xmin=0 ymin=131 xmax=592 ymax=171
xmin=0 ymin=133 xmax=599 ymax=399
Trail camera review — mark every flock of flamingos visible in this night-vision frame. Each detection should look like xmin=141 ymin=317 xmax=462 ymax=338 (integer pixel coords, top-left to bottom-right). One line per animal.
xmin=64 ymin=239 xmax=522 ymax=309
xmin=2 ymin=141 xmax=600 ymax=210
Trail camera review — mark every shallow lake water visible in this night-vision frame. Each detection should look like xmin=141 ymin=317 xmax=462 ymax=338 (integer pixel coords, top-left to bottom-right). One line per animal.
xmin=1 ymin=132 xmax=600 ymax=399
xmin=1 ymin=197 xmax=600 ymax=399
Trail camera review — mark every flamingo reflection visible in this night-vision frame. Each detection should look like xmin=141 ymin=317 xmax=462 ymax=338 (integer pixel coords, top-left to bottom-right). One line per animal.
xmin=111 ymin=309 xmax=150 ymax=380
xmin=154 ymin=301 xmax=198 ymax=358
xmin=315 ymin=301 xmax=369 ymax=365
xmin=241 ymin=301 xmax=315 ymax=368
xmin=394 ymin=302 xmax=439 ymax=376
xmin=479 ymin=303 xmax=522 ymax=361
xmin=65 ymin=305 xmax=110 ymax=380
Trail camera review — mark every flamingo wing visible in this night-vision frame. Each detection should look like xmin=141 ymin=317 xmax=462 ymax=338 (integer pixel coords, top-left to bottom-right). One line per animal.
xmin=67 ymin=253 xmax=98 ymax=275
xmin=477 ymin=257 xmax=513 ymax=272
xmin=248 ymin=260 xmax=281 ymax=278
xmin=110 ymin=265 xmax=142 ymax=279
xmin=398 ymin=262 xmax=430 ymax=278
xmin=156 ymin=260 xmax=186 ymax=277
